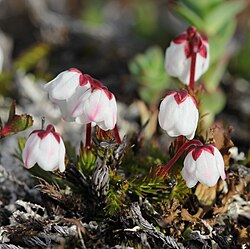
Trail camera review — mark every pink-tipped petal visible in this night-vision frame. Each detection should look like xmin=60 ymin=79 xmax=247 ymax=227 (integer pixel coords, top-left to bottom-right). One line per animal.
xmin=22 ymin=125 xmax=66 ymax=172
xmin=158 ymin=92 xmax=198 ymax=139
xmin=84 ymin=90 xmax=109 ymax=123
xmin=22 ymin=133 xmax=41 ymax=169
xmin=164 ymin=27 xmax=209 ymax=85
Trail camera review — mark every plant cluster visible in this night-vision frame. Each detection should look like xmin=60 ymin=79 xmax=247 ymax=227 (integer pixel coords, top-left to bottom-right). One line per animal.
xmin=0 ymin=1 xmax=249 ymax=247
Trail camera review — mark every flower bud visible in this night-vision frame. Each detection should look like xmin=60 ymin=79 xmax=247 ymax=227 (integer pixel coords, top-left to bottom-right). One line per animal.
xmin=165 ymin=26 xmax=209 ymax=85
xmin=22 ymin=124 xmax=66 ymax=172
xmin=182 ymin=144 xmax=226 ymax=188
xmin=158 ymin=89 xmax=198 ymax=139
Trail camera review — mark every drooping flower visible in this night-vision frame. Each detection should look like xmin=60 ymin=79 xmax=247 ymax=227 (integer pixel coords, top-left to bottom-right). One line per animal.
xmin=158 ymin=89 xmax=198 ymax=140
xmin=22 ymin=124 xmax=66 ymax=172
xmin=44 ymin=69 xmax=117 ymax=131
xmin=44 ymin=68 xmax=91 ymax=121
xmin=182 ymin=144 xmax=226 ymax=188
xmin=165 ymin=26 xmax=209 ymax=85
xmin=72 ymin=78 xmax=117 ymax=131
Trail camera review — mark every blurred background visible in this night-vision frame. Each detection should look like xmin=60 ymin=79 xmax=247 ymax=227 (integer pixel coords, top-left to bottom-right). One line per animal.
xmin=0 ymin=0 xmax=249 ymax=153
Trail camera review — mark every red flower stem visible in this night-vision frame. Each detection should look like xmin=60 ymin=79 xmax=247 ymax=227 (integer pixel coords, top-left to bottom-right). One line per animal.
xmin=113 ymin=124 xmax=121 ymax=144
xmin=177 ymin=135 xmax=184 ymax=149
xmin=85 ymin=123 xmax=92 ymax=149
xmin=189 ymin=52 xmax=197 ymax=92
xmin=160 ymin=139 xmax=203 ymax=174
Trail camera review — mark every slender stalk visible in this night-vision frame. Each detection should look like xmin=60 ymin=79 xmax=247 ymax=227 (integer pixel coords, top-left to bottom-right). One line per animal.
xmin=85 ymin=123 xmax=92 ymax=149
xmin=189 ymin=52 xmax=197 ymax=92
xmin=177 ymin=135 xmax=184 ymax=149
xmin=41 ymin=116 xmax=45 ymax=130
xmin=113 ymin=124 xmax=121 ymax=144
xmin=160 ymin=139 xmax=203 ymax=175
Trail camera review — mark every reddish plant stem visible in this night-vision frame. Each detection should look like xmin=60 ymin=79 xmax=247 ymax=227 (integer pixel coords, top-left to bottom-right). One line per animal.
xmin=113 ymin=124 xmax=121 ymax=144
xmin=160 ymin=139 xmax=203 ymax=175
xmin=189 ymin=52 xmax=197 ymax=92
xmin=85 ymin=123 xmax=92 ymax=149
xmin=177 ymin=135 xmax=184 ymax=149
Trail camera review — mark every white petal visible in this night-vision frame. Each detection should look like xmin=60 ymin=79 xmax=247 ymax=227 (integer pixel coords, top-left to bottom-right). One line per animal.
xmin=182 ymin=152 xmax=198 ymax=188
xmin=176 ymin=98 xmax=198 ymax=139
xmin=58 ymin=138 xmax=66 ymax=172
xmin=102 ymin=96 xmax=117 ymax=130
xmin=201 ymin=43 xmax=210 ymax=74
xmin=214 ymin=147 xmax=226 ymax=180
xmin=22 ymin=133 xmax=41 ymax=169
xmin=182 ymin=169 xmax=198 ymax=188
xmin=185 ymin=128 xmax=196 ymax=140
xmin=44 ymin=70 xmax=81 ymax=100
xmin=52 ymin=99 xmax=75 ymax=122
xmin=52 ymin=86 xmax=91 ymax=121
xmin=158 ymin=94 xmax=177 ymax=133
xmin=37 ymin=134 xmax=61 ymax=171
xmin=165 ymin=42 xmax=188 ymax=84
xmin=96 ymin=120 xmax=108 ymax=130
xmin=195 ymin=55 xmax=206 ymax=82
xmin=195 ymin=151 xmax=220 ymax=187
xmin=70 ymin=88 xmax=92 ymax=117
xmin=183 ymin=152 xmax=197 ymax=175
xmin=75 ymin=114 xmax=91 ymax=125
xmin=83 ymin=90 xmax=109 ymax=123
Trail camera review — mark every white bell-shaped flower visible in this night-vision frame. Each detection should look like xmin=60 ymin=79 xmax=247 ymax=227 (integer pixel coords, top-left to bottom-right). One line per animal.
xmin=158 ymin=89 xmax=198 ymax=140
xmin=165 ymin=26 xmax=209 ymax=85
xmin=182 ymin=144 xmax=226 ymax=188
xmin=74 ymin=78 xmax=117 ymax=131
xmin=22 ymin=124 xmax=66 ymax=172
xmin=44 ymin=68 xmax=91 ymax=121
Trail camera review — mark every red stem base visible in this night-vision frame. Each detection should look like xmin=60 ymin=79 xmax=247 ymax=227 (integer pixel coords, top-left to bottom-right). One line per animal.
xmin=85 ymin=123 xmax=92 ymax=149
xmin=113 ymin=124 xmax=121 ymax=144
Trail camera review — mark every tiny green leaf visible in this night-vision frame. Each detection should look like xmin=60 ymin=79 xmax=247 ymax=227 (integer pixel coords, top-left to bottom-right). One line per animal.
xmin=204 ymin=1 xmax=245 ymax=35
xmin=174 ymin=3 xmax=205 ymax=30
xmin=129 ymin=46 xmax=169 ymax=105
xmin=0 ymin=100 xmax=33 ymax=139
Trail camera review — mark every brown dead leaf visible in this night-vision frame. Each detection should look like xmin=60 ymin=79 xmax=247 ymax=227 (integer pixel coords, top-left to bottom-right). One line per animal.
xmin=181 ymin=208 xmax=199 ymax=223
xmin=158 ymin=200 xmax=181 ymax=227
xmin=136 ymin=100 xmax=158 ymax=139
xmin=235 ymin=227 xmax=250 ymax=244
xmin=207 ymin=124 xmax=234 ymax=166
xmin=160 ymin=210 xmax=180 ymax=226
xmin=213 ymin=174 xmax=238 ymax=216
